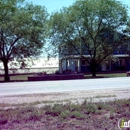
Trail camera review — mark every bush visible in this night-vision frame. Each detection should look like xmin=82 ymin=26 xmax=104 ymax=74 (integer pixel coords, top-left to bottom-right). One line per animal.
xmin=85 ymin=103 xmax=98 ymax=114
xmin=55 ymin=70 xmax=60 ymax=75
xmin=45 ymin=104 xmax=62 ymax=116
xmin=60 ymin=110 xmax=70 ymax=119
xmin=70 ymin=111 xmax=85 ymax=119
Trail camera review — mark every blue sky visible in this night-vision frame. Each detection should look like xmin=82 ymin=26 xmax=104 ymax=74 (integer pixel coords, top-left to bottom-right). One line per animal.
xmin=26 ymin=0 xmax=130 ymax=14
xmin=26 ymin=0 xmax=75 ymax=13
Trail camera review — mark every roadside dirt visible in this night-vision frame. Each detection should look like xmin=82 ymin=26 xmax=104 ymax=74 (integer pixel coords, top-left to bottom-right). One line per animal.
xmin=0 ymin=88 xmax=130 ymax=108
xmin=0 ymin=88 xmax=130 ymax=130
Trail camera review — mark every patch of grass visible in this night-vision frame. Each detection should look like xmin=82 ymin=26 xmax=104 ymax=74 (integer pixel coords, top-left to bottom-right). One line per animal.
xmin=45 ymin=104 xmax=63 ymax=116
xmin=1 ymin=98 xmax=130 ymax=129
xmin=109 ymin=110 xmax=115 ymax=119
xmin=84 ymin=73 xmax=126 ymax=78
xmin=10 ymin=75 xmax=32 ymax=80
xmin=60 ymin=110 xmax=70 ymax=119
xmin=85 ymin=103 xmax=98 ymax=114
xmin=70 ymin=111 xmax=84 ymax=119
xmin=94 ymin=95 xmax=116 ymax=99
xmin=69 ymin=103 xmax=81 ymax=111
xmin=96 ymin=101 xmax=108 ymax=110
xmin=0 ymin=99 xmax=72 ymax=109
xmin=0 ymin=74 xmax=32 ymax=81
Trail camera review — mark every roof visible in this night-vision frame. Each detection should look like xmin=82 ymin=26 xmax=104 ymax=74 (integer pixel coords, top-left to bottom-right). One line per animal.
xmin=59 ymin=54 xmax=129 ymax=60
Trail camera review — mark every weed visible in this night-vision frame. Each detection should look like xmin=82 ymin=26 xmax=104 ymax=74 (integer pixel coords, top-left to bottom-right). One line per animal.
xmin=85 ymin=103 xmax=98 ymax=114
xmin=45 ymin=104 xmax=63 ymax=116
xmin=1 ymin=98 xmax=130 ymax=130
xmin=82 ymin=99 xmax=87 ymax=106
xmin=69 ymin=103 xmax=81 ymax=111
xmin=96 ymin=101 xmax=108 ymax=110
xmin=27 ymin=111 xmax=40 ymax=121
xmin=60 ymin=110 xmax=70 ymax=119
xmin=70 ymin=111 xmax=82 ymax=118
xmin=94 ymin=95 xmax=116 ymax=99
xmin=43 ymin=105 xmax=52 ymax=111
xmin=109 ymin=110 xmax=115 ymax=119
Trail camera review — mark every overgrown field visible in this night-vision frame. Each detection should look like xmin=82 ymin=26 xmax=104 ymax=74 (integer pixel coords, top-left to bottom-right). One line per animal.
xmin=0 ymin=98 xmax=130 ymax=130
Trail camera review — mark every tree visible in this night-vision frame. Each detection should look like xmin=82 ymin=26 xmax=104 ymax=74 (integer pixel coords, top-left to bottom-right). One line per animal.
xmin=122 ymin=20 xmax=130 ymax=55
xmin=0 ymin=0 xmax=48 ymax=81
xmin=49 ymin=0 xmax=128 ymax=77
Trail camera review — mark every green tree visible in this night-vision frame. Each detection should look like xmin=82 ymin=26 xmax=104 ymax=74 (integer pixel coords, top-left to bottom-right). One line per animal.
xmin=0 ymin=0 xmax=48 ymax=81
xmin=49 ymin=0 xmax=128 ymax=77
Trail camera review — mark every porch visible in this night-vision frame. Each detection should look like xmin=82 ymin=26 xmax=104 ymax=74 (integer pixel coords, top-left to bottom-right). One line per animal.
xmin=59 ymin=55 xmax=130 ymax=73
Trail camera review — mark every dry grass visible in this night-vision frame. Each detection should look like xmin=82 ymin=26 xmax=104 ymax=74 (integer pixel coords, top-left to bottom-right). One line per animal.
xmin=0 ymin=98 xmax=130 ymax=130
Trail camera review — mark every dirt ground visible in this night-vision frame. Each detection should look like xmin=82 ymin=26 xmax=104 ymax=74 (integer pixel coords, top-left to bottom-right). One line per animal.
xmin=0 ymin=88 xmax=130 ymax=130
xmin=0 ymin=88 xmax=130 ymax=108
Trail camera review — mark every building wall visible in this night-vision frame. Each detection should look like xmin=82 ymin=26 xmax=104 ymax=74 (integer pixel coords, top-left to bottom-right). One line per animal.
xmin=60 ymin=58 xmax=80 ymax=73
xmin=128 ymin=61 xmax=130 ymax=71
xmin=59 ymin=56 xmax=129 ymax=73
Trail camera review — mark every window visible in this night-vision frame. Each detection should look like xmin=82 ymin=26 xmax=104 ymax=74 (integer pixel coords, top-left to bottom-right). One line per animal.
xmin=82 ymin=59 xmax=86 ymax=66
xmin=67 ymin=60 xmax=69 ymax=66
xmin=120 ymin=59 xmax=122 ymax=66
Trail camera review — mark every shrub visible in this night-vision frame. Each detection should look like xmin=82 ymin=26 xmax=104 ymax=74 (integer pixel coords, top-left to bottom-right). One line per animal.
xmin=69 ymin=111 xmax=85 ymax=119
xmin=45 ymin=104 xmax=63 ymax=116
xmin=85 ymin=103 xmax=98 ymax=114
xmin=55 ymin=70 xmax=60 ymax=75
xmin=69 ymin=103 xmax=81 ymax=111
xmin=60 ymin=110 xmax=70 ymax=119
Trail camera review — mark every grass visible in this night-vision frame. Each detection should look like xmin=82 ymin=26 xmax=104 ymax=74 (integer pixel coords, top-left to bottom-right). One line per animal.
xmin=0 ymin=74 xmax=32 ymax=81
xmin=84 ymin=73 xmax=126 ymax=78
xmin=10 ymin=75 xmax=32 ymax=80
xmin=94 ymin=94 xmax=116 ymax=98
xmin=0 ymin=72 xmax=126 ymax=82
xmin=0 ymin=98 xmax=130 ymax=129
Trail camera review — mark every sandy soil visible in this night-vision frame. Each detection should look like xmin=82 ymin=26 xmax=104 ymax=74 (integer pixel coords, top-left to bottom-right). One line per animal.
xmin=0 ymin=88 xmax=130 ymax=108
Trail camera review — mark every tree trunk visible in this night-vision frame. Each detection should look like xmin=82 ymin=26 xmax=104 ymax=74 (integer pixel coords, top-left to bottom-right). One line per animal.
xmin=92 ymin=68 xmax=96 ymax=77
xmin=2 ymin=60 xmax=10 ymax=82
xmin=90 ymin=59 xmax=97 ymax=78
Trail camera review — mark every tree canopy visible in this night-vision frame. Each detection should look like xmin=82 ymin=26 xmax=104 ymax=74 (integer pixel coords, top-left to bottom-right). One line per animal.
xmin=49 ymin=0 xmax=128 ymax=77
xmin=0 ymin=0 xmax=48 ymax=81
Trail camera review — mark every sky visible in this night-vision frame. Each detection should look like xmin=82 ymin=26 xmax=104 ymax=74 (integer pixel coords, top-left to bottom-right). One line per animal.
xmin=26 ymin=0 xmax=130 ymax=14
xmin=26 ymin=0 xmax=75 ymax=13
xmin=23 ymin=0 xmax=130 ymax=67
